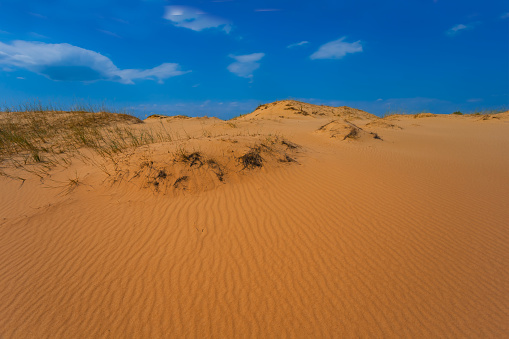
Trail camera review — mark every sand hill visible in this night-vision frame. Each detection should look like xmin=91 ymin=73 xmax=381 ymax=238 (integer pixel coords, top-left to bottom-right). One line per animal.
xmin=0 ymin=103 xmax=508 ymax=338
xmin=239 ymin=100 xmax=376 ymax=120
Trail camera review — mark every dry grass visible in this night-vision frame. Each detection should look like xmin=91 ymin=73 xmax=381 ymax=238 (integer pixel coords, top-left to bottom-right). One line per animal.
xmin=238 ymin=148 xmax=263 ymax=169
xmin=1 ymin=102 xmax=302 ymax=191
xmin=0 ymin=107 xmax=176 ymax=180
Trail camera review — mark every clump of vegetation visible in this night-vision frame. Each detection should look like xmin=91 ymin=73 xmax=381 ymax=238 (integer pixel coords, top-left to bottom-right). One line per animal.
xmin=279 ymin=154 xmax=296 ymax=163
xmin=230 ymin=112 xmax=248 ymax=120
xmin=452 ymin=111 xmax=463 ymax=115
xmin=173 ymin=175 xmax=189 ymax=188
xmin=156 ymin=169 xmax=167 ymax=179
xmin=62 ymin=172 xmax=82 ymax=195
xmin=207 ymin=159 xmax=225 ymax=182
xmin=281 ymin=140 xmax=299 ymax=149
xmin=413 ymin=113 xmax=436 ymax=118
xmin=469 ymin=107 xmax=507 ymax=115
xmin=0 ymin=101 xmax=179 ymax=181
xmin=295 ymin=110 xmax=310 ymax=116
xmin=343 ymin=127 xmax=359 ymax=140
xmin=238 ymin=148 xmax=263 ymax=169
xmin=175 ymin=149 xmax=203 ymax=167
xmin=187 ymin=152 xmax=203 ymax=167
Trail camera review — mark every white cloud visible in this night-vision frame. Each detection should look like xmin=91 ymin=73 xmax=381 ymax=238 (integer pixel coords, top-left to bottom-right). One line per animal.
xmin=287 ymin=41 xmax=309 ymax=48
xmin=446 ymin=23 xmax=474 ymax=36
xmin=0 ymin=40 xmax=189 ymax=84
xmin=164 ymin=6 xmax=231 ymax=33
xmin=310 ymin=37 xmax=362 ymax=60
xmin=97 ymin=29 xmax=121 ymax=38
xmin=227 ymin=53 xmax=265 ymax=80
xmin=255 ymin=9 xmax=281 ymax=12
xmin=29 ymin=12 xmax=47 ymax=19
xmin=28 ymin=32 xmax=49 ymax=39
xmin=501 ymin=12 xmax=509 ymax=19
xmin=467 ymin=98 xmax=483 ymax=103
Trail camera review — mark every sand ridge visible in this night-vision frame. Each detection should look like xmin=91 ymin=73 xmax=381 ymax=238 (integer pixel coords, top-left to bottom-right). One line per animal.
xmin=0 ymin=103 xmax=508 ymax=338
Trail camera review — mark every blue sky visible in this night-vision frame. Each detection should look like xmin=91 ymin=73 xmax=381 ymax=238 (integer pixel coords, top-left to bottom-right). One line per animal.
xmin=0 ymin=0 xmax=507 ymax=118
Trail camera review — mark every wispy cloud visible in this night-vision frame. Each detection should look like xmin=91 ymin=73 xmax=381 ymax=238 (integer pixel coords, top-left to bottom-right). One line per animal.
xmin=164 ymin=6 xmax=231 ymax=33
xmin=467 ymin=98 xmax=483 ymax=103
xmin=29 ymin=12 xmax=47 ymax=19
xmin=310 ymin=37 xmax=362 ymax=60
xmin=446 ymin=23 xmax=476 ymax=36
xmin=227 ymin=53 xmax=265 ymax=80
xmin=501 ymin=12 xmax=509 ymax=19
xmin=255 ymin=9 xmax=281 ymax=12
xmin=97 ymin=29 xmax=121 ymax=38
xmin=28 ymin=32 xmax=49 ymax=39
xmin=287 ymin=41 xmax=309 ymax=48
xmin=0 ymin=40 xmax=189 ymax=84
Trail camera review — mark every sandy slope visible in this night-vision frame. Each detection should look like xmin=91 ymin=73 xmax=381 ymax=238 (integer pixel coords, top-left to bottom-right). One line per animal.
xmin=1 ymin=103 xmax=508 ymax=338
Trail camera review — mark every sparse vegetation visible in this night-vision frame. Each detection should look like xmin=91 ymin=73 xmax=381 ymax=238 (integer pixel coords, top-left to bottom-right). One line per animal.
xmin=0 ymin=104 xmax=174 ymax=180
xmin=452 ymin=111 xmax=463 ymax=115
xmin=230 ymin=112 xmax=249 ymax=120
xmin=207 ymin=159 xmax=225 ymax=182
xmin=279 ymin=154 xmax=296 ymax=163
xmin=173 ymin=175 xmax=189 ymax=188
xmin=281 ymin=140 xmax=299 ymax=149
xmin=63 ymin=172 xmax=82 ymax=195
xmin=343 ymin=128 xmax=359 ymax=140
xmin=238 ymin=148 xmax=263 ymax=169
xmin=0 ymin=100 xmax=302 ymax=192
xmin=174 ymin=149 xmax=203 ymax=167
xmin=285 ymin=106 xmax=298 ymax=111
xmin=156 ymin=170 xmax=167 ymax=179
xmin=469 ymin=107 xmax=507 ymax=115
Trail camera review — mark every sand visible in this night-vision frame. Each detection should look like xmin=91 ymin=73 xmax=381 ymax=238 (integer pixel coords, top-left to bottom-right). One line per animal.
xmin=1 ymin=101 xmax=508 ymax=338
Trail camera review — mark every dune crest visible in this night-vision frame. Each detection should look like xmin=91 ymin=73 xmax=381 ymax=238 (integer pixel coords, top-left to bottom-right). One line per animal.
xmin=239 ymin=100 xmax=376 ymax=120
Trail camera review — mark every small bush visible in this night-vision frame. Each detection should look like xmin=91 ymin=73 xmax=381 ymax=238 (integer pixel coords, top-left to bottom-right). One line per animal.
xmin=156 ymin=170 xmax=167 ymax=179
xmin=173 ymin=176 xmax=189 ymax=188
xmin=207 ymin=159 xmax=224 ymax=182
xmin=238 ymin=149 xmax=263 ymax=169
xmin=279 ymin=154 xmax=296 ymax=163
xmin=175 ymin=149 xmax=203 ymax=167
xmin=452 ymin=111 xmax=463 ymax=115
xmin=281 ymin=140 xmax=299 ymax=149
xmin=343 ymin=128 xmax=359 ymax=140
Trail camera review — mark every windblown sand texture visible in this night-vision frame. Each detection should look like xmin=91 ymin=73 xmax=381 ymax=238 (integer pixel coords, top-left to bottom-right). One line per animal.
xmin=1 ymin=101 xmax=508 ymax=338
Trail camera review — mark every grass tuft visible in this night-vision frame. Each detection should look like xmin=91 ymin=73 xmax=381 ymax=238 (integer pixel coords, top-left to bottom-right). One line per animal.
xmin=343 ymin=128 xmax=359 ymax=140
xmin=173 ymin=175 xmax=189 ymax=188
xmin=238 ymin=148 xmax=263 ymax=169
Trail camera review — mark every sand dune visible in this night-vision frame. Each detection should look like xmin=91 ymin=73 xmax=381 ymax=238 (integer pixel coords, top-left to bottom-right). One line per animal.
xmin=1 ymin=102 xmax=508 ymax=338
